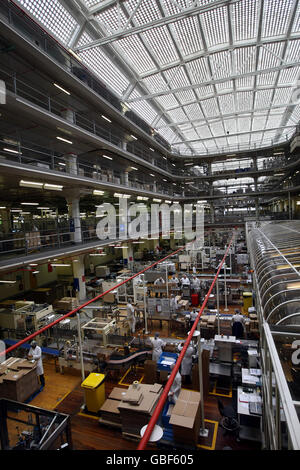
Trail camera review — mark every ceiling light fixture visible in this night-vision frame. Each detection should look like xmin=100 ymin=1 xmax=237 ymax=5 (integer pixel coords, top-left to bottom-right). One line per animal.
xmin=56 ymin=136 xmax=72 ymax=144
xmin=53 ymin=83 xmax=70 ymax=95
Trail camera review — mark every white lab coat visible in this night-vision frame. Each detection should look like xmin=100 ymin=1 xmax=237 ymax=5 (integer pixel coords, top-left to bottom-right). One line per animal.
xmin=181 ymin=277 xmax=190 ymax=286
xmin=28 ymin=346 xmax=44 ymax=376
xmin=190 ymin=310 xmax=198 ymax=323
xmin=150 ymin=337 xmax=165 ymax=362
xmin=170 ymin=297 xmax=178 ymax=313
xmin=171 ymin=277 xmax=179 ymax=284
xmin=178 ymin=344 xmax=194 ymax=376
xmin=126 ymin=303 xmax=136 ymax=333
xmin=168 ymin=371 xmax=182 ymax=404
xmin=193 ymin=267 xmax=197 ymax=274
xmin=154 ymin=278 xmax=165 ymax=285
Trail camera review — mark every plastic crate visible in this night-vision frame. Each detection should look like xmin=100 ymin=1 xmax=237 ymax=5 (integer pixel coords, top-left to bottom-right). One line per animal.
xmin=157 ymin=352 xmax=178 ymax=372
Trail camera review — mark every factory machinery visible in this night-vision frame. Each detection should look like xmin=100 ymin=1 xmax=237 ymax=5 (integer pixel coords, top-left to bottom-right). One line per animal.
xmin=0 ymin=399 xmax=72 ymax=450
xmin=247 ymin=221 xmax=300 ymax=450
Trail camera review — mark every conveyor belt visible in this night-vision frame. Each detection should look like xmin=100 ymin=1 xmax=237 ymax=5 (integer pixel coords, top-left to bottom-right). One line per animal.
xmin=107 ymin=349 xmax=151 ymax=365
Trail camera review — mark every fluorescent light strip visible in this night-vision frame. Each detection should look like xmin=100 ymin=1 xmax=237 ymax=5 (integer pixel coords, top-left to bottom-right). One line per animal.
xmin=3 ymin=147 xmax=21 ymax=154
xmin=93 ymin=190 xmax=105 ymax=195
xmin=131 ymin=135 xmax=137 ymax=140
xmin=150 ymin=174 xmax=155 ymax=177
xmin=149 ymin=148 xmax=155 ymax=152
xmin=20 ymin=180 xmax=43 ymax=188
xmin=21 ymin=202 xmax=39 ymax=206
xmin=102 ymin=155 xmax=113 ymax=160
xmin=56 ymin=137 xmax=73 ymax=144
xmin=153 ymin=198 xmax=162 ymax=202
xmin=131 ymin=167 xmax=138 ymax=171
xmin=44 ymin=184 xmax=63 ymax=191
xmin=101 ymin=115 xmax=111 ymax=123
xmin=53 ymin=83 xmax=70 ymax=95
xmin=0 ymin=280 xmax=16 ymax=284
xmin=0 ymin=206 xmax=6 ymax=209
xmin=51 ymin=264 xmax=71 ymax=267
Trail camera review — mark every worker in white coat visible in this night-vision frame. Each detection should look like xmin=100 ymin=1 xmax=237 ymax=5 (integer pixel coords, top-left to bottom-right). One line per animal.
xmin=150 ymin=332 xmax=166 ymax=362
xmin=189 ymin=308 xmax=198 ymax=330
xmin=28 ymin=340 xmax=45 ymax=388
xmin=154 ymin=277 xmax=165 ymax=298
xmin=126 ymin=301 xmax=136 ymax=334
xmin=181 ymin=274 xmax=190 ymax=286
xmin=170 ymin=294 xmax=178 ymax=314
xmin=168 ymin=363 xmax=182 ymax=404
xmin=177 ymin=342 xmax=195 ymax=384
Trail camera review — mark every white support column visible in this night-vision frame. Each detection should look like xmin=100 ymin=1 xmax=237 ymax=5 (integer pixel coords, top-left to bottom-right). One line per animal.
xmin=66 ymin=190 xmax=82 ymax=244
xmin=73 ymin=255 xmax=86 ymax=302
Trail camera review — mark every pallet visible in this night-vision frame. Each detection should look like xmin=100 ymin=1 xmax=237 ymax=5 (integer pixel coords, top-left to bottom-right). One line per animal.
xmin=122 ymin=432 xmax=141 ymax=442
xmin=99 ymin=418 xmax=122 ymax=430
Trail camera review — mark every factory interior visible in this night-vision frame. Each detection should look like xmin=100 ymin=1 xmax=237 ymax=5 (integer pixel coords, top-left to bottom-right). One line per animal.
xmin=0 ymin=0 xmax=300 ymax=455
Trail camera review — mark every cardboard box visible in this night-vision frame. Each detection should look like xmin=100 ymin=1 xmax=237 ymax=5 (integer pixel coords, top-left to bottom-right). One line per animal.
xmin=169 ymin=389 xmax=201 ymax=446
xmin=108 ymin=387 xmax=128 ymax=401
xmin=159 ymin=370 xmax=168 ymax=384
xmin=143 ymin=360 xmax=157 ymax=384
xmin=100 ymin=399 xmax=121 ymax=424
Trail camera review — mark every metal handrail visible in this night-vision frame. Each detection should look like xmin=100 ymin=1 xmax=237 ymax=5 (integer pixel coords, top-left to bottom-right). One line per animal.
xmin=137 ymin=232 xmax=235 ymax=450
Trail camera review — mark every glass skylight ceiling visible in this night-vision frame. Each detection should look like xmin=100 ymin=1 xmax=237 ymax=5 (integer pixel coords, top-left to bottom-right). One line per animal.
xmin=16 ymin=0 xmax=300 ymax=155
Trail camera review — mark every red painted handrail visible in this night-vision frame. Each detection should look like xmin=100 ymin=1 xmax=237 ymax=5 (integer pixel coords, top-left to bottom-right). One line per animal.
xmin=0 ymin=246 xmax=185 ymax=358
xmin=137 ymin=233 xmax=235 ymax=450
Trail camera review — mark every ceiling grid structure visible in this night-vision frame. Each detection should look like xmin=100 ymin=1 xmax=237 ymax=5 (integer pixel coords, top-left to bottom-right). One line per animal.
xmin=14 ymin=0 xmax=300 ymax=156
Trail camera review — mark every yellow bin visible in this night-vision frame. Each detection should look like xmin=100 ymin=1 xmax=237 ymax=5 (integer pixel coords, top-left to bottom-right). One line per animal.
xmin=243 ymin=292 xmax=253 ymax=316
xmin=81 ymin=373 xmax=106 ymax=413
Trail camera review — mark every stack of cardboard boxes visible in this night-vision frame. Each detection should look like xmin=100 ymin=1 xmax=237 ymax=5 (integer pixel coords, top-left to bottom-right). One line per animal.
xmin=169 ymin=389 xmax=201 ymax=446
xmin=0 ymin=358 xmax=39 ymax=402
xmin=249 ymin=313 xmax=259 ymax=333
xmin=117 ymin=383 xmax=163 ymax=437
xmin=53 ymin=297 xmax=79 ymax=312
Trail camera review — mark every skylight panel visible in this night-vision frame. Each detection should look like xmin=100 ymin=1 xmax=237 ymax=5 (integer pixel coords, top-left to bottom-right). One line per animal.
xmin=210 ymin=51 xmax=231 ymax=80
xmin=215 ymin=81 xmax=233 ymax=93
xmin=94 ymin=5 xmax=127 ymax=33
xmin=215 ymin=137 xmax=228 ymax=149
xmin=257 ymin=42 xmax=285 ymax=71
xmin=227 ymin=135 xmax=238 ymax=146
xmin=223 ymin=118 xmax=237 ymax=134
xmin=218 ymin=94 xmax=234 ymax=114
xmin=238 ymin=117 xmax=251 ymax=133
xmin=201 ymin=98 xmax=219 ymax=118
xmin=156 ymin=95 xmax=179 ymax=109
xmin=291 ymin=104 xmax=300 ymax=123
xmin=143 ymin=73 xmax=169 ymax=93
xmin=238 ymin=133 xmax=250 ymax=144
xmin=235 ymin=91 xmax=253 ymax=112
xmin=115 ymin=36 xmax=156 ymax=75
xmin=183 ymin=129 xmax=200 ymax=141
xmin=190 ymin=142 xmax=208 ymax=154
xmin=171 ymin=17 xmax=204 ymax=57
xmin=252 ymin=116 xmax=267 ymax=131
xmin=164 ymin=67 xmax=190 ymax=89
xmin=141 ymin=27 xmax=179 ymax=66
xmin=158 ymin=126 xmax=180 ymax=144
xmin=83 ymin=0 xmax=99 ymax=8
xmin=187 ymin=57 xmax=211 ymax=84
xmin=265 ymin=115 xmax=282 ymax=129
xmin=285 ymin=40 xmax=300 ymax=63
xmin=194 ymin=125 xmax=212 ymax=139
xmin=272 ymin=88 xmax=293 ymax=106
xmin=251 ymin=132 xmax=263 ymax=143
xmin=254 ymin=90 xmax=274 ymax=110
xmin=175 ymin=90 xmax=196 ymax=105
xmin=79 ymin=47 xmax=130 ymax=96
xmin=292 ymin=1 xmax=300 ymax=33
xmin=231 ymin=0 xmax=259 ymax=42
xmin=17 ymin=0 xmax=77 ymax=45
xmin=262 ymin=0 xmax=294 ymax=38
xmin=129 ymin=90 xmax=157 ymax=124
xmin=234 ymin=47 xmax=257 ymax=75
xmin=77 ymin=32 xmax=93 ymax=47
xmin=127 ymin=1 xmax=161 ymax=26
xmin=200 ymin=6 xmax=229 ymax=48
xmin=210 ymin=122 xmax=225 ymax=137
xmin=256 ymin=71 xmax=278 ymax=87
xmin=278 ymin=67 xmax=300 ymax=85
xmin=235 ymin=76 xmax=255 ymax=90
xmin=183 ymin=103 xmax=204 ymax=121
xmin=167 ymin=108 xmax=187 ymax=122
xmin=195 ymin=85 xmax=214 ymax=99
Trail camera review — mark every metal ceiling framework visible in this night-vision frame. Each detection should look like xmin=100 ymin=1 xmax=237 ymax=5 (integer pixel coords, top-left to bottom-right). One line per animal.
xmin=15 ymin=0 xmax=300 ymax=157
